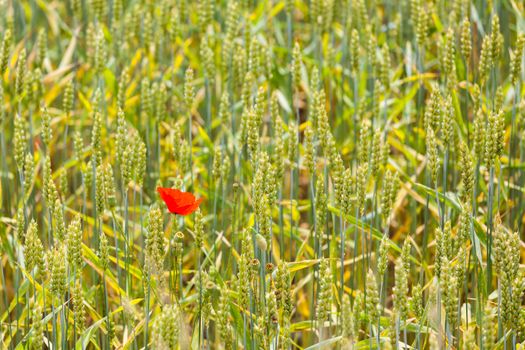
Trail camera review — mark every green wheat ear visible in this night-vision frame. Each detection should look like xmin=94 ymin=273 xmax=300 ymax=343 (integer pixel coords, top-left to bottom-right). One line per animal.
xmin=484 ymin=109 xmax=504 ymax=168
xmin=218 ymin=91 xmax=230 ymax=128
xmin=43 ymin=156 xmax=59 ymax=214
xmin=441 ymin=94 xmax=455 ymax=147
xmin=246 ymin=108 xmax=259 ymax=160
xmin=52 ymin=199 xmax=65 ymax=242
xmin=30 ymin=304 xmax=44 ymax=349
xmin=441 ymin=256 xmax=459 ymax=328
xmin=15 ymin=48 xmax=27 ymax=101
xmin=0 ymin=29 xmax=12 ymax=74
xmin=145 ymin=205 xmax=165 ymax=277
xmin=460 ymin=19 xmax=472 ymax=61
xmin=73 ymin=280 xmax=86 ymax=333
xmin=365 ymin=269 xmax=380 ymax=322
xmin=490 ymin=15 xmax=503 ymax=65
xmin=41 ymin=107 xmax=52 ymax=146
xmin=215 ymin=289 xmax=234 ymax=347
xmin=479 ymin=35 xmax=492 ymax=83
xmin=412 ymin=0 xmax=429 ymax=48
xmin=50 ymin=244 xmax=67 ymax=299
xmin=23 ymin=153 xmax=35 ymax=197
xmin=493 ymin=216 xmax=522 ymax=329
xmin=349 ymin=29 xmax=360 ymax=73
xmin=14 ymin=113 xmax=28 ymax=172
xmin=316 ymin=257 xmax=332 ymax=326
xmin=457 ymin=202 xmax=471 ymax=247
xmin=458 ymin=142 xmax=474 ymax=202
xmin=392 ymin=240 xmax=409 ymax=321
xmin=315 ymin=173 xmax=327 ymax=250
xmin=98 ymin=230 xmax=109 ymax=273
xmin=291 ymin=41 xmax=302 ymax=93
xmin=24 ymin=220 xmax=44 ymax=275
xmin=381 ymin=170 xmax=399 ymax=223
xmin=441 ymin=28 xmax=455 ymax=81
xmin=426 ymin=128 xmax=440 ymax=186
xmin=355 ymin=162 xmax=368 ymax=215
xmin=339 ymin=167 xmax=352 ymax=215
xmin=15 ymin=205 xmax=25 ymax=242
xmin=67 ymin=216 xmax=83 ymax=271
xmin=510 ymin=34 xmax=525 ymax=85
xmin=151 ymin=304 xmax=182 ymax=349
xmin=379 ymin=44 xmax=391 ymax=90
xmin=200 ymin=35 xmax=216 ymax=82
xmin=184 ymin=67 xmax=195 ymax=111
xmin=411 ymin=283 xmax=424 ymax=321
xmin=378 ymin=235 xmax=389 ymax=276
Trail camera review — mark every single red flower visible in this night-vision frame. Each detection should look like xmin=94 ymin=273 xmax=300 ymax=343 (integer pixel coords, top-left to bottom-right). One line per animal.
xmin=157 ymin=187 xmax=203 ymax=216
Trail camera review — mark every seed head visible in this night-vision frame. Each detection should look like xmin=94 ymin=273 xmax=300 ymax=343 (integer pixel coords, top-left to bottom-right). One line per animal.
xmin=67 ymin=215 xmax=83 ymax=271
xmin=484 ymin=109 xmax=504 ymax=168
xmin=35 ymin=29 xmax=47 ymax=68
xmin=379 ymin=44 xmax=391 ymax=89
xmin=218 ymin=92 xmax=230 ymax=128
xmin=350 ymin=29 xmax=360 ymax=73
xmin=194 ymin=209 xmax=205 ymax=249
xmin=23 ymin=153 xmax=35 ymax=197
xmin=24 ymin=220 xmax=44 ymax=275
xmin=99 ymin=232 xmax=109 ymax=271
xmin=490 ymin=15 xmax=503 ymax=65
xmin=184 ymin=67 xmax=195 ymax=111
xmin=510 ymin=34 xmax=525 ymax=85
xmin=151 ymin=304 xmax=182 ymax=349
xmin=14 ymin=114 xmax=27 ymax=170
xmin=43 ymin=156 xmax=59 ymax=213
xmin=50 ymin=244 xmax=67 ymax=298
xmin=0 ymin=29 xmax=12 ymax=74
xmin=381 ymin=170 xmax=398 ymax=223
xmin=356 ymin=163 xmax=368 ymax=215
xmin=117 ymin=69 xmax=128 ymax=111
xmin=393 ymin=255 xmax=409 ymax=322
xmin=317 ymin=258 xmax=332 ymax=324
xmin=460 ymin=19 xmax=472 ymax=61
xmin=441 ymin=28 xmax=455 ymax=79
xmin=73 ymin=280 xmax=86 ymax=333
xmin=426 ymin=128 xmax=440 ymax=185
xmin=53 ymin=200 xmax=66 ymax=242
xmin=200 ymin=36 xmax=215 ymax=82
xmin=473 ymin=108 xmax=486 ymax=160
xmin=441 ymin=94 xmax=455 ymax=146
xmin=365 ymin=270 xmax=380 ymax=322
xmin=479 ymin=36 xmax=492 ymax=82
xmin=378 ymin=235 xmax=389 ymax=276
xmin=41 ymin=106 xmax=52 ymax=146
xmin=291 ymin=42 xmax=302 ymax=92
xmin=15 ymin=48 xmax=27 ymax=99
xmin=288 ymin=121 xmax=298 ymax=168
xmin=459 ymin=142 xmax=474 ymax=202
xmin=411 ymin=283 xmax=424 ymax=321
xmin=146 ymin=205 xmax=165 ymax=276
xmin=315 ymin=174 xmax=327 ymax=248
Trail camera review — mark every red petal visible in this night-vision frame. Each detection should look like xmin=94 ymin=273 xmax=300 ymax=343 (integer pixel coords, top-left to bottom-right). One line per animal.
xmin=176 ymin=197 xmax=203 ymax=215
xmin=157 ymin=187 xmax=183 ymax=213
xmin=178 ymin=191 xmax=196 ymax=206
xmin=157 ymin=187 xmax=203 ymax=215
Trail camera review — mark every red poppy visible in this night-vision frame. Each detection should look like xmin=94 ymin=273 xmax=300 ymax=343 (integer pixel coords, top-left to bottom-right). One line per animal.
xmin=157 ymin=187 xmax=203 ymax=216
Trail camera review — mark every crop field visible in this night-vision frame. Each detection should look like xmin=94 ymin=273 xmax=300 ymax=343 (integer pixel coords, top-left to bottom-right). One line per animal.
xmin=1 ymin=0 xmax=525 ymax=349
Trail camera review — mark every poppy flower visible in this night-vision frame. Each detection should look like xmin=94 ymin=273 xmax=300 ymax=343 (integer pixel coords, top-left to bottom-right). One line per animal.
xmin=157 ymin=187 xmax=203 ymax=216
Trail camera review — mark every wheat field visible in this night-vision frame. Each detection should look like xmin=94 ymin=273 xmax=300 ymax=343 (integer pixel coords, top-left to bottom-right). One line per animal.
xmin=1 ymin=0 xmax=525 ymax=349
